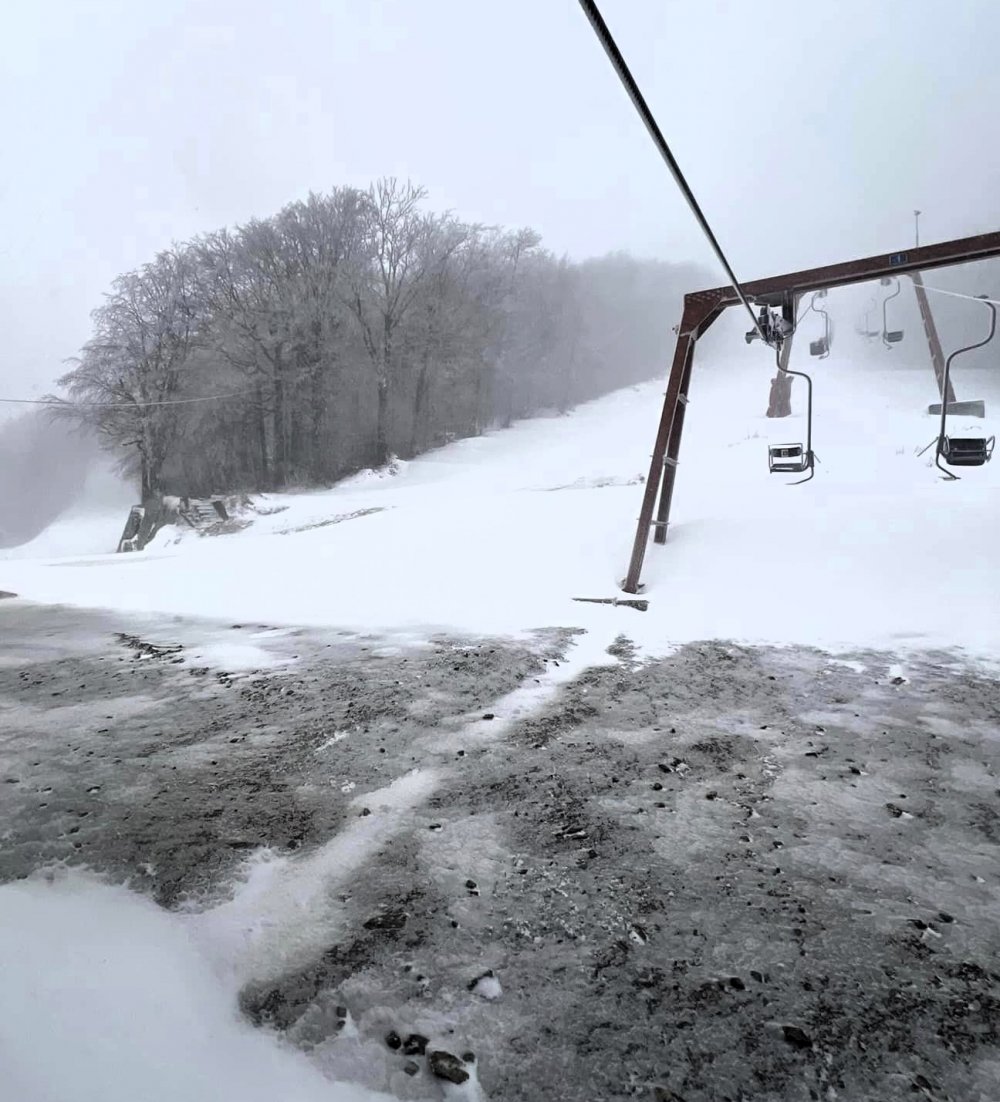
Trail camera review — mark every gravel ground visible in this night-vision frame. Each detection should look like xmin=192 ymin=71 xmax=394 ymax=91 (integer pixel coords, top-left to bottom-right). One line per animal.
xmin=2 ymin=600 xmax=1000 ymax=1101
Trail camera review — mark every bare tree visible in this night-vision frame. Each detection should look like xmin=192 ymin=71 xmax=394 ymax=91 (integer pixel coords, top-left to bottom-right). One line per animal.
xmin=346 ymin=178 xmax=430 ymax=464
xmin=57 ymin=246 xmax=200 ymax=499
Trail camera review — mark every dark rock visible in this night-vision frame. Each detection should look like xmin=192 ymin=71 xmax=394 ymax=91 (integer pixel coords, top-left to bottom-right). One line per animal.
xmin=403 ymin=1033 xmax=429 ymax=1056
xmin=482 ymin=713 xmax=495 ymax=720
xmin=465 ymin=879 xmax=477 ymax=890
xmin=461 ymin=1050 xmax=476 ymax=1063
xmin=729 ymin=976 xmax=746 ymax=991
xmin=654 ymin=1089 xmax=687 ymax=1102
xmin=938 ymin=911 xmax=955 ymax=923
xmin=335 ymin=1005 xmax=347 ymax=1019
xmin=781 ymin=1024 xmax=813 ymax=1049
xmin=652 ymin=782 xmax=663 ymax=791
xmin=429 ymin=1050 xmax=469 ymax=1085
xmin=467 ymin=969 xmax=494 ymax=991
xmin=705 ymin=791 xmax=718 ymax=801
xmin=891 ymin=676 xmax=906 ymax=685
xmin=385 ymin=1030 xmax=402 ymax=1050
xmin=403 ymin=1061 xmax=420 ymax=1077
xmin=361 ymin=807 xmax=371 ymax=817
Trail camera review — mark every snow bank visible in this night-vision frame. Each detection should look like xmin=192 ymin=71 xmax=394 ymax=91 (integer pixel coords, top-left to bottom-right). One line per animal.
xmin=2 ymin=331 xmax=998 ymax=658
xmin=0 ymin=870 xmax=397 ymax=1102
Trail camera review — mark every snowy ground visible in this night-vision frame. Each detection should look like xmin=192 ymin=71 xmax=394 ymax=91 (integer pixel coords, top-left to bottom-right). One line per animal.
xmin=2 ymin=329 xmax=999 ymax=1100
xmin=3 ymin=330 xmax=998 ymax=657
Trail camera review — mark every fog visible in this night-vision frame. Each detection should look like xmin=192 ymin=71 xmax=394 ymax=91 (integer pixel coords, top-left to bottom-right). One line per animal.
xmin=4 ymin=0 xmax=1000 ymax=406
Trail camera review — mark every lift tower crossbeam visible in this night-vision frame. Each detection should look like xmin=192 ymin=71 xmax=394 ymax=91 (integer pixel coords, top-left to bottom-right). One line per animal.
xmin=623 ymin=229 xmax=1000 ymax=595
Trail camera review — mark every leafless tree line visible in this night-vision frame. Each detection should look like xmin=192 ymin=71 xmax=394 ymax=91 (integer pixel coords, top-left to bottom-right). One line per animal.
xmin=57 ymin=179 xmax=704 ymax=499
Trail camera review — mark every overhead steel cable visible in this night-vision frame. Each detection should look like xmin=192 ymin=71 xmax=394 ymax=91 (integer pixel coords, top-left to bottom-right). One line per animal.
xmin=0 ymin=389 xmax=251 ymax=409
xmin=577 ymin=0 xmax=769 ymax=343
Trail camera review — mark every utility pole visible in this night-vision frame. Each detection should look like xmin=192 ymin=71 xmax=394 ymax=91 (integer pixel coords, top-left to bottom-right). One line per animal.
xmin=914 ymin=210 xmax=921 ymax=247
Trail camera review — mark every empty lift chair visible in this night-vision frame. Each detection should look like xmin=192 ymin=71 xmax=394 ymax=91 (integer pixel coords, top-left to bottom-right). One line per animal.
xmin=880 ymin=276 xmax=904 ymax=346
xmin=933 ymin=297 xmax=997 ymax=479
xmin=806 ymin=290 xmax=832 ymax=358
xmin=767 ymin=350 xmax=817 ymax=484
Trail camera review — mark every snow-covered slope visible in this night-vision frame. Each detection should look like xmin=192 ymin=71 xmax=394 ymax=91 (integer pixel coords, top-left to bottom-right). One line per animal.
xmin=2 ymin=332 xmax=998 ymax=657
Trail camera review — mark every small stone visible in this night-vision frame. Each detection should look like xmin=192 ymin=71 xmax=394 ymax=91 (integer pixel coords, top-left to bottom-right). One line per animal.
xmin=361 ymin=807 xmax=371 ymax=817
xmin=465 ymin=879 xmax=477 ymax=890
xmin=428 ymin=1050 xmax=469 ymax=1085
xmin=335 ymin=1005 xmax=347 ymax=1019
xmin=750 ymin=970 xmax=764 ymax=983
xmin=705 ymin=791 xmax=718 ymax=801
xmin=385 ymin=1030 xmax=402 ymax=1050
xmin=652 ymin=782 xmax=663 ymax=791
xmin=403 ymin=1061 xmax=420 ymax=1077
xmin=781 ymin=1024 xmax=813 ymax=1049
xmin=657 ymin=763 xmax=671 ymax=774
xmin=891 ymin=676 xmax=906 ymax=685
xmin=403 ymin=1033 xmax=428 ymax=1056
xmin=461 ymin=1051 xmax=476 ymax=1063
xmin=938 ymin=911 xmax=955 ymax=923
xmin=482 ymin=713 xmax=495 ymax=721
xmin=729 ymin=976 xmax=746 ymax=991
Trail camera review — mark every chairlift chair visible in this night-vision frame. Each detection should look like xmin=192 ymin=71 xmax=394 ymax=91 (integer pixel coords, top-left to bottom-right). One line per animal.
xmin=803 ymin=290 xmax=831 ymax=359
xmin=930 ymin=296 xmax=997 ymax=480
xmin=768 ymin=443 xmax=810 ymax=473
xmin=939 ymin=436 xmax=995 ymax=467
xmin=880 ymin=277 xmax=904 ymax=347
xmin=767 ymin=348 xmax=816 ymax=484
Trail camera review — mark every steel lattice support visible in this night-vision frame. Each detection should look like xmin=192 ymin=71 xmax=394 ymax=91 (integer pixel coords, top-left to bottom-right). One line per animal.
xmin=621 ymin=229 xmax=1000 ymax=595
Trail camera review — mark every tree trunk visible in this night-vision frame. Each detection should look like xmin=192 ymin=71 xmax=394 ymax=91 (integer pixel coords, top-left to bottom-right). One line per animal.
xmin=375 ymin=377 xmax=391 ymax=465
xmin=273 ymin=354 xmax=288 ymax=487
xmin=766 ymin=373 xmax=794 ymax=418
xmin=255 ymin=386 xmax=270 ymax=488
xmin=410 ymin=361 xmax=430 ymax=457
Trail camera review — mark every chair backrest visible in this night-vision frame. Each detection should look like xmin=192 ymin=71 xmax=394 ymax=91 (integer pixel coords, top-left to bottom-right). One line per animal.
xmin=885 ymin=330 xmax=904 ymax=344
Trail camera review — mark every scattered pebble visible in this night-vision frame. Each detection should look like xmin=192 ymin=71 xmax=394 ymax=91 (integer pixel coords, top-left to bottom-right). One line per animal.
xmin=781 ymin=1024 xmax=813 ymax=1049
xmin=403 ymin=1033 xmax=428 ymax=1056
xmin=429 ymin=1050 xmax=469 ymax=1085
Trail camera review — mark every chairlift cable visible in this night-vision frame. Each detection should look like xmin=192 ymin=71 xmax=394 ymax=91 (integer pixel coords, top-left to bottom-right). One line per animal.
xmin=921 ymin=285 xmax=1000 ymax=307
xmin=0 ymin=389 xmax=252 ymax=410
xmin=576 ymin=0 xmax=769 ymax=344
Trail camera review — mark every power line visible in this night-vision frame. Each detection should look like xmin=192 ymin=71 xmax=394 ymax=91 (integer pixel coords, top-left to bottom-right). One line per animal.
xmin=576 ymin=0 xmax=768 ymax=343
xmin=0 ymin=389 xmax=251 ymax=410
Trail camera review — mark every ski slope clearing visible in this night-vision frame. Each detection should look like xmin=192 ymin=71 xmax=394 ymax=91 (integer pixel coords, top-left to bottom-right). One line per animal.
xmin=2 ymin=332 xmax=998 ymax=659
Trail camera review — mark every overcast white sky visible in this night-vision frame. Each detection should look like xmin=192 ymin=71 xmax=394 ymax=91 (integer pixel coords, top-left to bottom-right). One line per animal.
xmin=4 ymin=0 xmax=1000 ymax=400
